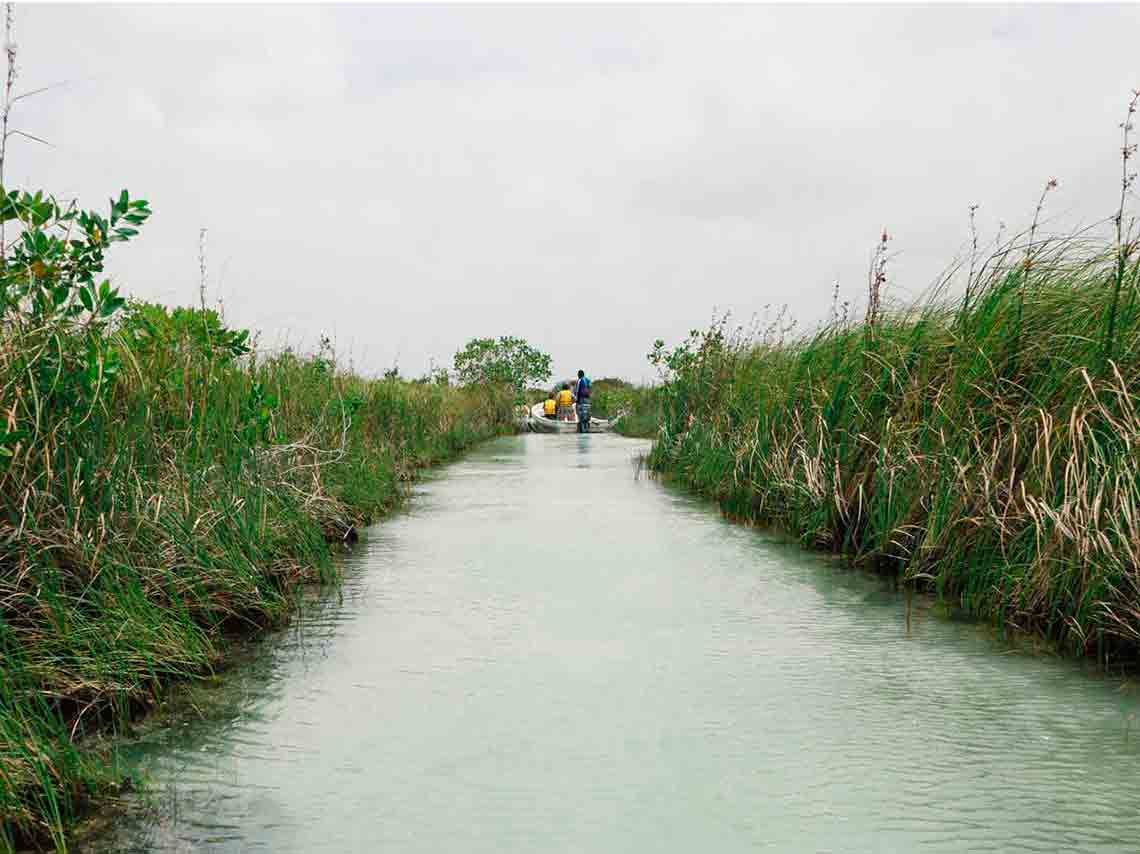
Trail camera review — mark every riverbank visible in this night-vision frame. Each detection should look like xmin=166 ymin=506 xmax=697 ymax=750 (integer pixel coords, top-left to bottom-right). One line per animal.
xmin=646 ymin=229 xmax=1140 ymax=664
xmin=589 ymin=379 xmax=661 ymax=439
xmin=0 ymin=300 xmax=514 ymax=850
xmin=63 ymin=434 xmax=1140 ymax=853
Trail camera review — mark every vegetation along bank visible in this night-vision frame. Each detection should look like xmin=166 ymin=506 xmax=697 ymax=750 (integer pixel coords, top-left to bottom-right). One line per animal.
xmin=588 ymin=378 xmax=662 ymax=439
xmin=0 ymin=189 xmax=515 ymax=849
xmin=646 ymin=93 xmax=1140 ymax=664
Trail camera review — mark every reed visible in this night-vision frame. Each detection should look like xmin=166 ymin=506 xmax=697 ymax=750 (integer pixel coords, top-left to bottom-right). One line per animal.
xmin=0 ymin=299 xmax=513 ymax=850
xmin=647 ymin=223 xmax=1140 ymax=661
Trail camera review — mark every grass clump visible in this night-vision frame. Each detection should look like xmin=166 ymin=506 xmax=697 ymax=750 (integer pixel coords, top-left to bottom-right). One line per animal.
xmin=0 ymin=192 xmax=513 ymax=848
xmin=647 ymin=225 xmax=1140 ymax=660
xmin=647 ymin=89 xmax=1140 ymax=661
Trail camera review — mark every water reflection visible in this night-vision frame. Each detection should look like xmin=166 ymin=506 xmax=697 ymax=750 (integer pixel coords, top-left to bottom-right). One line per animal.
xmin=82 ymin=435 xmax=1140 ymax=854
xmin=575 ymin=433 xmax=591 ymax=467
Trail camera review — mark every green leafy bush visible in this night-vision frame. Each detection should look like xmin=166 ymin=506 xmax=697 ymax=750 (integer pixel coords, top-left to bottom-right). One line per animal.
xmin=452 ymin=336 xmax=552 ymax=394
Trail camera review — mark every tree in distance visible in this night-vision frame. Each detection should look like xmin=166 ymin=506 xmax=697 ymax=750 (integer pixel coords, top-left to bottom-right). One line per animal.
xmin=452 ymin=336 xmax=552 ymax=392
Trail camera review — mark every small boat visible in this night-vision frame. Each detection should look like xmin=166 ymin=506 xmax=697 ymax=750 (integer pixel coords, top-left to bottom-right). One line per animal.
xmin=525 ymin=402 xmax=614 ymax=433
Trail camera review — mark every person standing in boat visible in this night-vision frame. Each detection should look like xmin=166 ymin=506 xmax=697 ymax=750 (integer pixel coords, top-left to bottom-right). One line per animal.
xmin=575 ymin=369 xmax=591 ymax=433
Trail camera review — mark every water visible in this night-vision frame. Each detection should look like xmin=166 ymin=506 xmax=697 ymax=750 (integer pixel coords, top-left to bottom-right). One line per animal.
xmin=85 ymin=435 xmax=1140 ymax=853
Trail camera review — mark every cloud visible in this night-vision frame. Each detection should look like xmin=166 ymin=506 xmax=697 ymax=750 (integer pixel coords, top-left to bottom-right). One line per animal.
xmin=12 ymin=3 xmax=1140 ymax=381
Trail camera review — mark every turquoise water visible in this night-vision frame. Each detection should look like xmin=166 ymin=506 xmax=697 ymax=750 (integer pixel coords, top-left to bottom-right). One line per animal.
xmin=85 ymin=435 xmax=1140 ymax=853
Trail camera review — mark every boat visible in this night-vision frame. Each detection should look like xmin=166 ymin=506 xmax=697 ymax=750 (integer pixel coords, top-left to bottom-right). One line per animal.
xmin=525 ymin=402 xmax=615 ymax=433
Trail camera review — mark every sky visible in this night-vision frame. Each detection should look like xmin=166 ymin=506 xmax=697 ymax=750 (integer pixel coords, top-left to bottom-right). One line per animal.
xmin=12 ymin=3 xmax=1140 ymax=381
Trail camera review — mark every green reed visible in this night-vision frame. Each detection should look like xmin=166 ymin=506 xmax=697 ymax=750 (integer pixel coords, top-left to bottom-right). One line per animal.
xmin=647 ymin=230 xmax=1140 ymax=662
xmin=0 ymin=301 xmax=513 ymax=850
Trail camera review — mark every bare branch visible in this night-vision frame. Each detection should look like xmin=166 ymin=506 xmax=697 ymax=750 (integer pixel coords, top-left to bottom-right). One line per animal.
xmin=9 ymin=78 xmax=71 ymax=103
xmin=5 ymin=127 xmax=51 ymax=146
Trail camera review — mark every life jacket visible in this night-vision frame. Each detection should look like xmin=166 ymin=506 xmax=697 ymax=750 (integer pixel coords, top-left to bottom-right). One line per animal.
xmin=543 ymin=398 xmax=556 ymax=416
xmin=557 ymin=389 xmax=573 ymax=407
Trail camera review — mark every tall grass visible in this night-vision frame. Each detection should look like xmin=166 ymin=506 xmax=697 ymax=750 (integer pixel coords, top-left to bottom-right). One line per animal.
xmin=647 ymin=224 xmax=1140 ymax=660
xmin=0 ymin=300 xmax=513 ymax=849
xmin=588 ymin=378 xmax=662 ymax=438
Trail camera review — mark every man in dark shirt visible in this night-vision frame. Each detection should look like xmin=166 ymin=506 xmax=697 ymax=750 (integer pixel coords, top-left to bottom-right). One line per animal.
xmin=574 ymin=370 xmax=591 ymax=433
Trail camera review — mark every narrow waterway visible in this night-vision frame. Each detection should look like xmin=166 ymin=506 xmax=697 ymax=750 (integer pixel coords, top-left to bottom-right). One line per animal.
xmin=88 ymin=435 xmax=1140 ymax=853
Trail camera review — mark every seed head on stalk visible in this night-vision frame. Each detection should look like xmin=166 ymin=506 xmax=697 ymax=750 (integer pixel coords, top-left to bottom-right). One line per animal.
xmin=866 ymin=227 xmax=890 ymax=333
xmin=1103 ymin=88 xmax=1140 ymax=370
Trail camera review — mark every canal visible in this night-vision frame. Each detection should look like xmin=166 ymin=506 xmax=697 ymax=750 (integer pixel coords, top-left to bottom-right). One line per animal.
xmin=86 ymin=434 xmax=1140 ymax=853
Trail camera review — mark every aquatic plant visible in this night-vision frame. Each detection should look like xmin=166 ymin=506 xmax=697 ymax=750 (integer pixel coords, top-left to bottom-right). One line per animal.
xmin=647 ymin=90 xmax=1140 ymax=663
xmin=0 ymin=287 xmax=514 ymax=848
xmin=0 ymin=4 xmax=516 ymax=841
xmin=0 ymin=186 xmax=514 ymax=850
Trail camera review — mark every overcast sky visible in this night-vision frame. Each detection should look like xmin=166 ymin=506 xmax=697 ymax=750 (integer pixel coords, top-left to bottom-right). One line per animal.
xmin=14 ymin=3 xmax=1140 ymax=381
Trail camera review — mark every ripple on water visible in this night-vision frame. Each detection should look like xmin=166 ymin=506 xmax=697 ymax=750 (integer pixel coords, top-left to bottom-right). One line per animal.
xmin=84 ymin=435 xmax=1140 ymax=854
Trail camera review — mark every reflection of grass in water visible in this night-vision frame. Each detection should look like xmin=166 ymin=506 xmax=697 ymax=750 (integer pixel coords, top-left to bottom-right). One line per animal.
xmin=1121 ymin=677 xmax=1139 ymax=742
xmin=73 ymin=540 xmax=405 ymax=851
xmin=70 ymin=620 xmax=309 ymax=852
